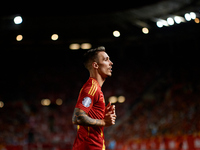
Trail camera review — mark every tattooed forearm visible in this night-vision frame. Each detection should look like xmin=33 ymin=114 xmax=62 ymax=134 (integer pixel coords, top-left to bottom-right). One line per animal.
xmin=72 ymin=108 xmax=105 ymax=126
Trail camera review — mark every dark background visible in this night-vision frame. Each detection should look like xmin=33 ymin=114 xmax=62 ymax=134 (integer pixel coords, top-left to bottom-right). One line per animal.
xmin=1 ymin=1 xmax=200 ymax=102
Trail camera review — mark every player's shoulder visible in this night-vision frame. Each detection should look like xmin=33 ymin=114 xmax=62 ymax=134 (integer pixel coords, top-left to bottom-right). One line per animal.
xmin=82 ymin=78 xmax=99 ymax=96
xmin=84 ymin=78 xmax=98 ymax=87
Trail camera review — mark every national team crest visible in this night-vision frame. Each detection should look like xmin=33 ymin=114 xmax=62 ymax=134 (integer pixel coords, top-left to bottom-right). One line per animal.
xmin=82 ymin=97 xmax=92 ymax=107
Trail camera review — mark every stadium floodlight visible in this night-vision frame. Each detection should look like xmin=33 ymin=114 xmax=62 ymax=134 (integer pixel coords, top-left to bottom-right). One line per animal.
xmin=156 ymin=19 xmax=168 ymax=28
xmin=109 ymin=96 xmax=117 ymax=104
xmin=184 ymin=13 xmax=191 ymax=21
xmin=56 ymin=98 xmax=63 ymax=105
xmin=174 ymin=16 xmax=181 ymax=24
xmin=41 ymin=99 xmax=51 ymax=106
xmin=174 ymin=16 xmax=185 ymax=24
xmin=190 ymin=12 xmax=196 ymax=19
xmin=69 ymin=43 xmax=80 ymax=50
xmin=195 ymin=18 xmax=200 ymax=23
xmin=51 ymin=34 xmax=59 ymax=40
xmin=16 ymin=35 xmax=23 ymax=41
xmin=81 ymin=43 xmax=92 ymax=49
xmin=118 ymin=96 xmax=125 ymax=103
xmin=167 ymin=17 xmax=174 ymax=25
xmin=14 ymin=16 xmax=23 ymax=24
xmin=156 ymin=21 xmax=163 ymax=28
xmin=113 ymin=30 xmax=120 ymax=37
xmin=0 ymin=101 xmax=4 ymax=108
xmin=142 ymin=27 xmax=149 ymax=34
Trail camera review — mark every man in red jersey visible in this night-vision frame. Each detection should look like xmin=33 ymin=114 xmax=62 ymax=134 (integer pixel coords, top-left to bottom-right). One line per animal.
xmin=72 ymin=46 xmax=116 ymax=150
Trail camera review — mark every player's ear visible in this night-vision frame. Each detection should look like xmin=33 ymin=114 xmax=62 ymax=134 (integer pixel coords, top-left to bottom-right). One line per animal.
xmin=92 ymin=62 xmax=99 ymax=69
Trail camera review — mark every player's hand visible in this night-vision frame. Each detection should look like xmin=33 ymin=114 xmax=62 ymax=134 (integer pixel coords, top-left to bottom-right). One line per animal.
xmin=104 ymin=102 xmax=117 ymax=126
xmin=105 ymin=102 xmax=116 ymax=115
xmin=105 ymin=102 xmax=111 ymax=113
xmin=104 ymin=112 xmax=116 ymax=126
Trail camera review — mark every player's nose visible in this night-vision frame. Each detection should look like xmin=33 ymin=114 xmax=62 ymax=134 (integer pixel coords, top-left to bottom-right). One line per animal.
xmin=110 ymin=60 xmax=113 ymax=66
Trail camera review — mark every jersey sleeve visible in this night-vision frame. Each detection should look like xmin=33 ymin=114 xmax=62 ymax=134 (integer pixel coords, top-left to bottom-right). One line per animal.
xmin=75 ymin=83 xmax=98 ymax=114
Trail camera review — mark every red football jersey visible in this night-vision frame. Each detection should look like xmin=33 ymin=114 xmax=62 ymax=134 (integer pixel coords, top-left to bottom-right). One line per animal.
xmin=72 ymin=77 xmax=106 ymax=150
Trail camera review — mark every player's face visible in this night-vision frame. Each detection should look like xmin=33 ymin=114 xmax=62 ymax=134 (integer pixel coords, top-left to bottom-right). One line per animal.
xmin=96 ymin=51 xmax=113 ymax=78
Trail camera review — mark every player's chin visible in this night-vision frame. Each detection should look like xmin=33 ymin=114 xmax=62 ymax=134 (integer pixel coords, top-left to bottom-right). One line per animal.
xmin=104 ymin=72 xmax=112 ymax=78
xmin=107 ymin=72 xmax=112 ymax=77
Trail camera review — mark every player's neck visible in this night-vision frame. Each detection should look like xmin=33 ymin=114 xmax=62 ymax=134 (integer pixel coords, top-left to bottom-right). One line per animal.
xmin=89 ymin=72 xmax=105 ymax=87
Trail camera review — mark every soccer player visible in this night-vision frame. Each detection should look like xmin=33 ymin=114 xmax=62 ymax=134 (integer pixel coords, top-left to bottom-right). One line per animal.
xmin=72 ymin=46 xmax=116 ymax=150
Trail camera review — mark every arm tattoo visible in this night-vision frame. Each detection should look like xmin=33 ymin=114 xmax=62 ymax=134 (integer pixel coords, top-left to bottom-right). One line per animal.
xmin=72 ymin=108 xmax=105 ymax=126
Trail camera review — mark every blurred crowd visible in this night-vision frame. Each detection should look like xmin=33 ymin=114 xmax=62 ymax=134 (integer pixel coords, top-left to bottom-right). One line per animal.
xmin=107 ymin=65 xmax=200 ymax=146
xmin=1 ymin=58 xmax=200 ymax=149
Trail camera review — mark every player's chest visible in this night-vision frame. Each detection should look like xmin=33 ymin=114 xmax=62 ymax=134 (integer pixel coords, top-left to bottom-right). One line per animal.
xmin=93 ymin=91 xmax=105 ymax=110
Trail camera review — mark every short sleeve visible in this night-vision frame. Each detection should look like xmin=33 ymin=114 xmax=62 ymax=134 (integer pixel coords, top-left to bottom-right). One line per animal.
xmin=75 ymin=84 xmax=98 ymax=114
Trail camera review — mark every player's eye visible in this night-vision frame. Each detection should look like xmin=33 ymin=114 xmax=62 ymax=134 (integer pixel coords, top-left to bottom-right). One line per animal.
xmin=104 ymin=57 xmax=109 ymax=61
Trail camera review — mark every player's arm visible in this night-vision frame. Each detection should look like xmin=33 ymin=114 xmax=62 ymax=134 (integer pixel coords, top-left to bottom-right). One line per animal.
xmin=72 ymin=107 xmax=116 ymax=126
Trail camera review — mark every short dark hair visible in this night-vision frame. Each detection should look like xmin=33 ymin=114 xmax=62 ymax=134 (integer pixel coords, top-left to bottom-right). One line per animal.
xmin=83 ymin=46 xmax=105 ymax=70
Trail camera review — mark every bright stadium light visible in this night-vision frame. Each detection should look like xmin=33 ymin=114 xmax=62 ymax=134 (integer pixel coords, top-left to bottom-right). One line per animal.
xmin=113 ymin=30 xmax=120 ymax=37
xmin=174 ymin=16 xmax=181 ymax=24
xmin=14 ymin=16 xmax=23 ymax=24
xmin=175 ymin=16 xmax=185 ymax=24
xmin=142 ymin=27 xmax=149 ymax=34
xmin=0 ymin=101 xmax=4 ymax=108
xmin=109 ymin=96 xmax=117 ymax=104
xmin=167 ymin=17 xmax=174 ymax=25
xmin=56 ymin=98 xmax=63 ymax=105
xmin=195 ymin=18 xmax=200 ymax=23
xmin=51 ymin=34 xmax=59 ymax=40
xmin=190 ymin=12 xmax=196 ymax=20
xmin=16 ymin=35 xmax=23 ymax=41
xmin=69 ymin=43 xmax=80 ymax=50
xmin=118 ymin=96 xmax=125 ymax=103
xmin=81 ymin=43 xmax=92 ymax=49
xmin=156 ymin=21 xmax=163 ymax=28
xmin=41 ymin=99 xmax=51 ymax=106
xmin=156 ymin=19 xmax=169 ymax=28
xmin=184 ymin=13 xmax=191 ymax=21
